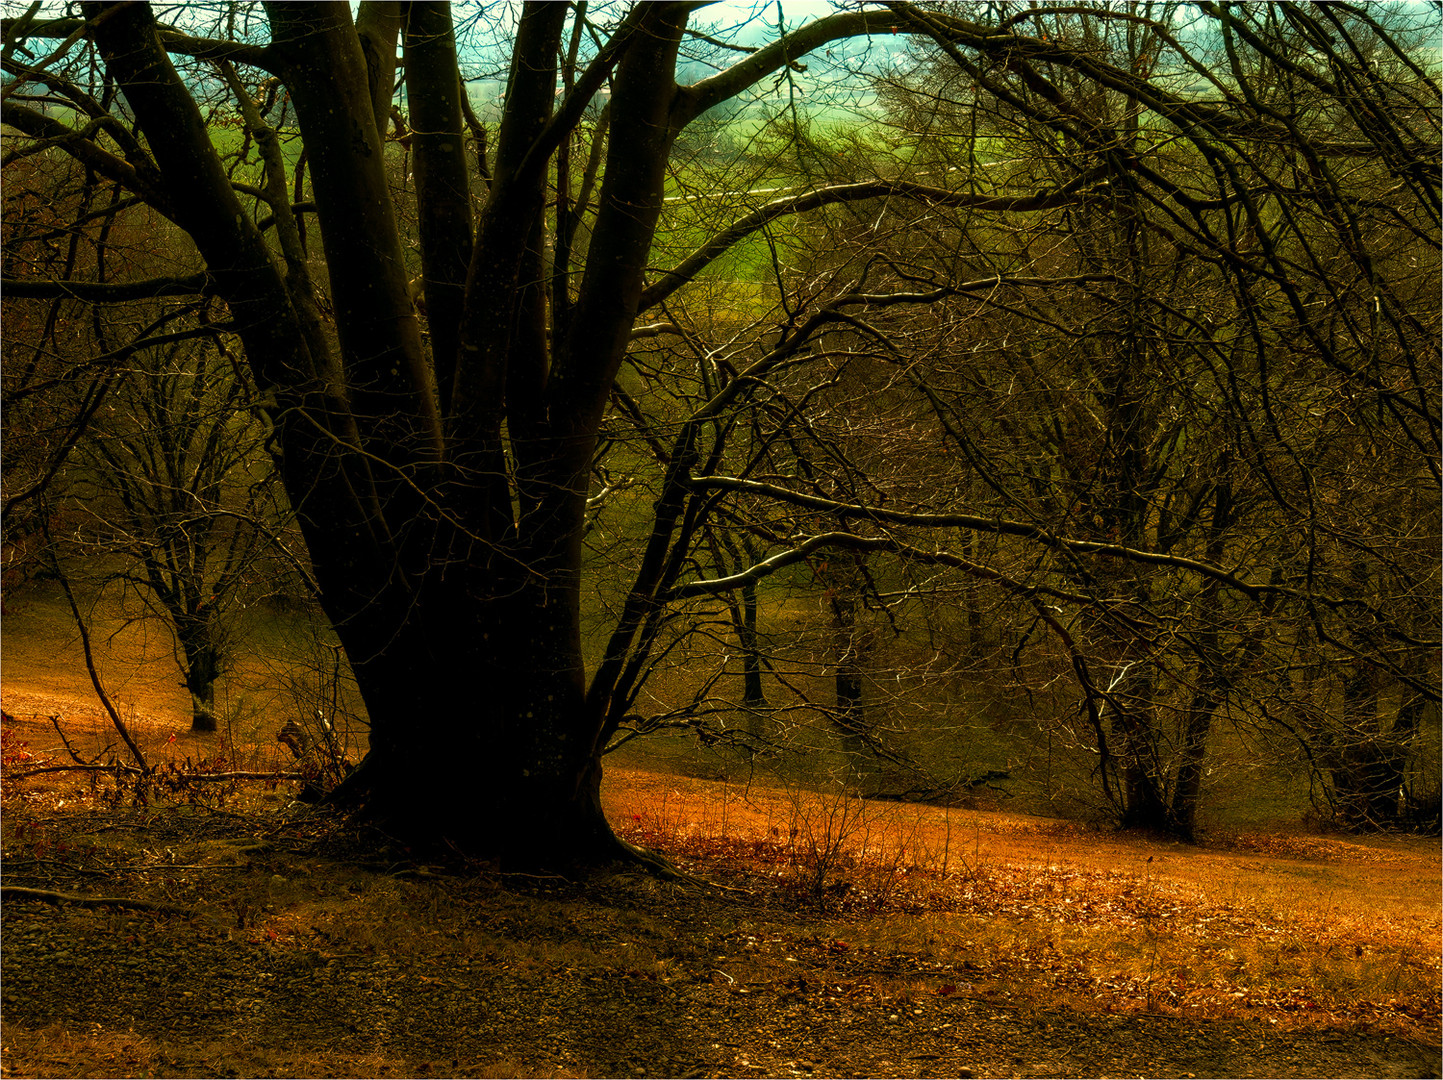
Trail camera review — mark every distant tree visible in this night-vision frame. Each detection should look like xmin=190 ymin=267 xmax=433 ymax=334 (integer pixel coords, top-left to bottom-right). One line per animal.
xmin=62 ymin=336 xmax=279 ymax=732
xmin=0 ymin=132 xmax=282 ymax=731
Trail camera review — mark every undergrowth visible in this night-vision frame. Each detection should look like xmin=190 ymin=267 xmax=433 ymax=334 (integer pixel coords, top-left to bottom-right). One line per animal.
xmin=3 ymin=711 xmax=1439 ymax=1045
xmin=612 ymin=777 xmax=1441 ymax=1041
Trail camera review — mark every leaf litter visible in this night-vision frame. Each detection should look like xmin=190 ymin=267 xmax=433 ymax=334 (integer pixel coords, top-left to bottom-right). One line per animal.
xmin=1 ymin=728 xmax=1438 ymax=1078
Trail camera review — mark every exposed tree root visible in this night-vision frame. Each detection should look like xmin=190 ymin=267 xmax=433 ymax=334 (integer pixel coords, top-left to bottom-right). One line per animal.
xmin=606 ymin=832 xmax=755 ymax=894
xmin=609 ymin=832 xmax=694 ymax=883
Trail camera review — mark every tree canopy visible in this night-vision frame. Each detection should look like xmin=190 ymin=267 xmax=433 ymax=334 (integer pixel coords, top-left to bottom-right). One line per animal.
xmin=2 ymin=1 xmax=1438 ymax=863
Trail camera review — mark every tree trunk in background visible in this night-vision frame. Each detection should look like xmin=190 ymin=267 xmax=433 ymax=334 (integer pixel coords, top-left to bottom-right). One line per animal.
xmin=959 ymin=529 xmax=984 ymax=658
xmin=1170 ymin=474 xmax=1235 ymax=839
xmin=1333 ymin=661 xmax=1400 ymax=829
xmin=739 ymin=578 xmax=766 ymax=710
xmin=182 ymin=641 xmax=221 ymax=734
xmin=172 ymin=612 xmax=224 ymax=733
xmin=828 ymin=582 xmax=875 ymax=781
xmin=714 ymin=531 xmax=768 ymax=733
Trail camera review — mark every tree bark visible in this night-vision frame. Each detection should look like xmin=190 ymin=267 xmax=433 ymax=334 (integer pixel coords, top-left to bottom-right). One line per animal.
xmin=178 ymin=626 xmax=222 ymax=734
xmin=1170 ymin=475 xmax=1234 ymax=839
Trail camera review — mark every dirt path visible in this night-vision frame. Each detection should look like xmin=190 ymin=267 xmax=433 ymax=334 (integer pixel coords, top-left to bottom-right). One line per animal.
xmin=1 ymin=803 xmax=1437 ymax=1080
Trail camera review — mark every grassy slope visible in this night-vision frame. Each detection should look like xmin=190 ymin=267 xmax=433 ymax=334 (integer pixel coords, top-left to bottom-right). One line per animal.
xmin=3 ymin=574 xmax=1319 ymax=830
xmin=2 ymin=581 xmax=1438 ymax=1051
xmin=0 ymin=705 xmax=1438 ymax=1051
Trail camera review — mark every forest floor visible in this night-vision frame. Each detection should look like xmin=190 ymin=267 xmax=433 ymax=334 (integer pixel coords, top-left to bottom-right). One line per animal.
xmin=1 ymin=697 xmax=1440 ymax=1079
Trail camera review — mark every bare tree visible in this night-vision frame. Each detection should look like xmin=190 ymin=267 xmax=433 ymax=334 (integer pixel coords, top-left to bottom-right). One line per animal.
xmin=61 ymin=335 xmax=278 ymax=732
xmin=2 ymin=1 xmax=1435 ymax=865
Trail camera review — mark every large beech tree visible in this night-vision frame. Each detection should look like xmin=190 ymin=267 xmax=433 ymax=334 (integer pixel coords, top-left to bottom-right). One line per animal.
xmin=4 ymin=0 xmax=935 ymax=862
xmin=3 ymin=2 xmax=1437 ymax=860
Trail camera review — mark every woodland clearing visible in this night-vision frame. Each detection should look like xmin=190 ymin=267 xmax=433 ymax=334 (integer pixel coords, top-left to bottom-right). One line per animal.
xmin=3 ymin=5 xmax=1439 ymax=1075
xmin=0 ymin=693 xmax=1438 ymax=1080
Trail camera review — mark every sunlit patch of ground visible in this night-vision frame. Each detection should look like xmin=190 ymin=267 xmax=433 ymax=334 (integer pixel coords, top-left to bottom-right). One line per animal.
xmin=2 ymin=664 xmax=1439 ymax=1078
xmin=605 ymin=767 xmax=1441 ymax=1040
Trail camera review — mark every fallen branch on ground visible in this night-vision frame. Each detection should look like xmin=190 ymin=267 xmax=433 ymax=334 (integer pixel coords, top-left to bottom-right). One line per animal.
xmin=6 ymin=763 xmax=305 ymax=782
xmin=171 ymin=770 xmax=306 ymax=783
xmin=1 ymin=884 xmax=200 ymax=917
xmin=7 ymin=762 xmax=144 ymax=777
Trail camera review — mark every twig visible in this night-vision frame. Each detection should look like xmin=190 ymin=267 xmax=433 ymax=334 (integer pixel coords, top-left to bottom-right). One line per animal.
xmin=168 ymin=770 xmax=305 ymax=783
xmin=7 ymin=756 xmax=305 ymax=785
xmin=473 ymin=867 xmax=572 ymax=882
xmin=44 ymin=542 xmax=149 ymax=773
xmin=674 ymin=869 xmax=753 ymax=896
xmin=2 ymin=859 xmax=108 ymax=876
xmin=9 ymin=762 xmax=144 ymax=778
xmin=50 ymin=714 xmax=101 ymax=766
xmin=2 ymin=884 xmax=199 ymax=917
xmin=9 ymin=763 xmax=303 ymax=783
xmin=959 ymin=994 xmax=1022 ymax=1010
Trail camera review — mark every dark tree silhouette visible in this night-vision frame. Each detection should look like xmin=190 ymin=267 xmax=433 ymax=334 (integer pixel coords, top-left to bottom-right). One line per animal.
xmin=3 ymin=2 xmax=1436 ymax=860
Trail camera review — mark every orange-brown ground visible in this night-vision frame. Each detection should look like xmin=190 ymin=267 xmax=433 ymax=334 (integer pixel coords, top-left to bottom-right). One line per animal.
xmin=1 ymin=690 xmax=1439 ymax=1079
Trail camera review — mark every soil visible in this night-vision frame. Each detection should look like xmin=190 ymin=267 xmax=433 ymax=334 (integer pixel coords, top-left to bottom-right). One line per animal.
xmin=2 ymin=801 xmax=1438 ymax=1080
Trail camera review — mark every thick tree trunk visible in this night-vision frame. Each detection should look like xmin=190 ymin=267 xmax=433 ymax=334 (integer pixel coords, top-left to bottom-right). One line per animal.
xmin=1169 ymin=474 xmax=1235 ymax=840
xmin=187 ymin=678 xmax=218 ymax=734
xmin=1110 ymin=678 xmax=1169 ymax=832
xmin=1117 ymin=753 xmax=1168 ymax=831
xmin=326 ymin=570 xmax=621 ymax=865
xmin=1393 ymin=665 xmax=1439 ymax=831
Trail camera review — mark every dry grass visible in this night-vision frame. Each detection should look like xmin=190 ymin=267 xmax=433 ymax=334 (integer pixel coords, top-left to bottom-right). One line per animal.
xmin=606 ymin=767 xmax=1442 ymax=1040
xmin=14 ymin=709 xmax=1433 ymax=1044
xmin=0 ymin=584 xmax=369 ymax=770
xmin=3 ymin=597 xmax=1439 ymax=1051
xmin=0 ymin=1022 xmax=539 ymax=1079
xmin=0 ymin=1024 xmax=166 ymax=1079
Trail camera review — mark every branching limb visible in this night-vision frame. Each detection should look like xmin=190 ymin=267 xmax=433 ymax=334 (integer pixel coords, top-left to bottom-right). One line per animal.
xmin=0 ymin=274 xmax=209 ymax=301
xmin=678 ymin=476 xmax=1415 ymax=619
xmin=676 ymin=9 xmax=902 ymax=123
xmin=41 ymin=527 xmax=149 ymax=773
xmin=0 ymin=102 xmax=174 ymax=218
xmin=1 ymin=15 xmax=275 ymax=71
xmin=638 ymin=184 xmax=1110 ymax=312
xmin=49 ymin=715 xmax=103 ymax=767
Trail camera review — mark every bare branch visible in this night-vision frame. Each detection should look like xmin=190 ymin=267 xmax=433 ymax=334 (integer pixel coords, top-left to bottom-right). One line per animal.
xmin=638 ymin=175 xmax=1109 ymax=312
xmin=1 ymin=885 xmax=200 ymax=918
xmin=1 ymin=273 xmax=209 ymax=301
xmin=2 ymin=16 xmax=275 ymax=71
xmin=676 ymin=9 xmax=903 ymax=124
